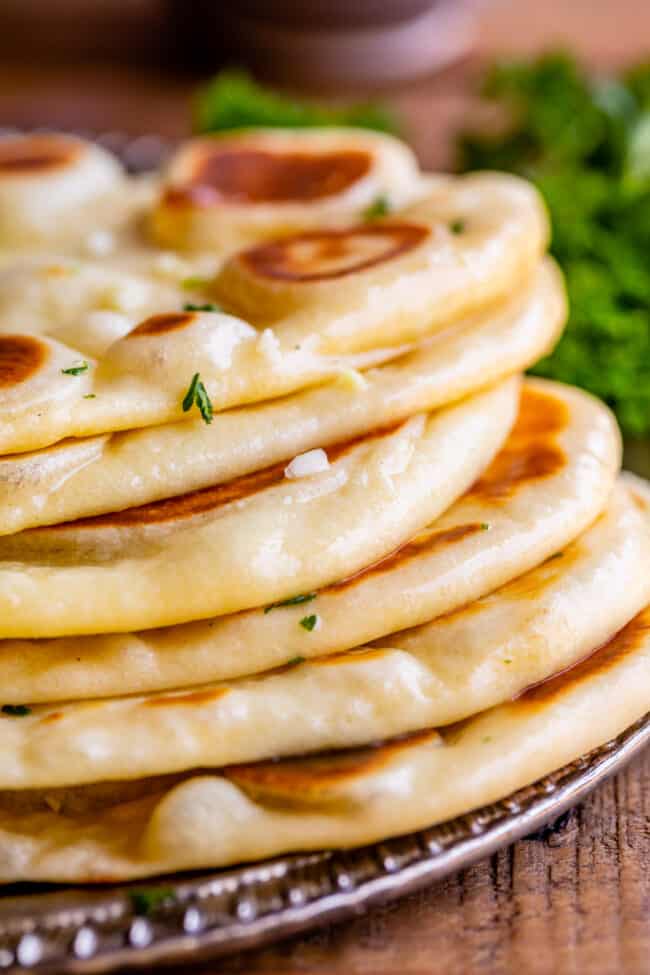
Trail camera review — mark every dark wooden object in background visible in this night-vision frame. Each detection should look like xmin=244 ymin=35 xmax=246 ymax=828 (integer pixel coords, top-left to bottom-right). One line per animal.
xmin=1 ymin=1 xmax=650 ymax=971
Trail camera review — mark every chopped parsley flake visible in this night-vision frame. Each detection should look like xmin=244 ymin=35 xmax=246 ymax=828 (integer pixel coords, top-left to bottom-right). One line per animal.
xmin=480 ymin=523 xmax=490 ymax=531
xmin=182 ymin=373 xmax=213 ymax=425
xmin=286 ymin=655 xmax=306 ymax=667
xmin=449 ymin=219 xmax=466 ymax=234
xmin=264 ymin=593 xmax=316 ymax=614
xmin=183 ymin=302 xmax=221 ymax=313
xmin=300 ymin=614 xmax=319 ymax=632
xmin=83 ymin=393 xmax=96 ymax=399
xmin=2 ymin=704 xmax=31 ymax=717
xmin=61 ymin=361 xmax=89 ymax=376
xmin=129 ymin=887 xmax=174 ymax=916
xmin=363 ymin=195 xmax=391 ymax=221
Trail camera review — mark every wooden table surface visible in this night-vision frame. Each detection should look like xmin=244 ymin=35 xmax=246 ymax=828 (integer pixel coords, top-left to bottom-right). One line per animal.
xmin=2 ymin=1 xmax=650 ymax=972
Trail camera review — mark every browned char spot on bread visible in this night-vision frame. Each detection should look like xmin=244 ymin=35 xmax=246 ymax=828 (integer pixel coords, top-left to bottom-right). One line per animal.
xmin=0 ymin=335 xmax=49 ymax=387
xmin=467 ymin=386 xmax=569 ymax=503
xmin=239 ymin=223 xmax=429 ymax=283
xmin=225 ymin=729 xmax=440 ymax=802
xmin=166 ymin=146 xmax=372 ymax=206
xmin=128 ymin=313 xmax=196 ymax=338
xmin=0 ymin=135 xmax=81 ymax=174
xmin=326 ymin=523 xmax=486 ymax=594
xmin=515 ymin=607 xmax=650 ymax=709
xmin=42 ymin=421 xmax=404 ymax=530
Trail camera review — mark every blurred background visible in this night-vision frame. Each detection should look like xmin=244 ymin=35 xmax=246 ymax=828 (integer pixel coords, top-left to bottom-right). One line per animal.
xmin=2 ymin=0 xmax=650 ymax=451
xmin=0 ymin=0 xmax=647 ymax=166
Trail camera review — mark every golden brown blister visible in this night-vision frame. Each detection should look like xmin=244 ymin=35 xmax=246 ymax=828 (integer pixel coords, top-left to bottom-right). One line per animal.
xmin=150 ymin=128 xmax=424 ymax=253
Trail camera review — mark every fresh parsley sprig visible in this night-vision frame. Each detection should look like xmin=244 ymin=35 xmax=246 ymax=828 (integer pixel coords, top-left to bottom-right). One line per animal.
xmin=460 ymin=51 xmax=650 ymax=437
xmin=182 ymin=373 xmax=213 ymax=425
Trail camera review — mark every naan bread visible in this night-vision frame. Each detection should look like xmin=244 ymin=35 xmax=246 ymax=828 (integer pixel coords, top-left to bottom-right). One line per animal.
xmin=0 ymin=173 xmax=548 ymax=454
xmin=0 ymin=479 xmax=644 ymax=791
xmin=0 ymin=378 xmax=518 ymax=638
xmin=1 ymin=529 xmax=649 ymax=880
xmin=0 ymin=379 xmax=620 ymax=701
xmin=0 ymin=262 xmax=565 ymax=535
xmin=0 ymin=257 xmax=184 ymax=357
xmin=151 ymin=128 xmax=425 ymax=253
xmin=0 ymin=134 xmax=124 ymax=246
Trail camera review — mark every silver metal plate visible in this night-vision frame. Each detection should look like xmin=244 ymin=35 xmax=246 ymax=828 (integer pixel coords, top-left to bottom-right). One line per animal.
xmin=0 ymin=132 xmax=648 ymax=973
xmin=0 ymin=711 xmax=647 ymax=973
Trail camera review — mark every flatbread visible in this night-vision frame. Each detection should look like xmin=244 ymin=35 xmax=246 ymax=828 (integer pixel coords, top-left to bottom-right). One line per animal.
xmin=0 ymin=515 xmax=648 ymax=879
xmin=0 ymin=378 xmax=620 ymax=701
xmin=0 ymin=478 xmax=644 ymax=791
xmin=0 ymin=172 xmax=548 ymax=455
xmin=0 ymin=134 xmax=124 ymax=246
xmin=0 ymin=378 xmax=518 ymax=638
xmin=0 ymin=257 xmax=184 ymax=357
xmin=150 ymin=127 xmax=425 ymax=253
xmin=0 ymin=260 xmax=565 ymax=535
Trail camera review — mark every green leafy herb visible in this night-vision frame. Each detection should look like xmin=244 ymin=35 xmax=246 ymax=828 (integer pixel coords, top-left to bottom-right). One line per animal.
xmin=1 ymin=704 xmax=31 ymax=717
xmin=83 ymin=393 xmax=96 ymax=399
xmin=459 ymin=51 xmax=650 ymax=437
xmin=264 ymin=593 xmax=316 ymax=614
xmin=363 ymin=195 xmax=391 ymax=221
xmin=300 ymin=614 xmax=319 ymax=632
xmin=194 ymin=70 xmax=398 ymax=135
xmin=183 ymin=302 xmax=221 ymax=313
xmin=480 ymin=523 xmax=490 ymax=531
xmin=449 ymin=219 xmax=466 ymax=234
xmin=286 ymin=655 xmax=306 ymax=667
xmin=129 ymin=887 xmax=174 ymax=916
xmin=61 ymin=361 xmax=89 ymax=376
xmin=181 ymin=276 xmax=209 ymax=291
xmin=182 ymin=373 xmax=213 ymax=425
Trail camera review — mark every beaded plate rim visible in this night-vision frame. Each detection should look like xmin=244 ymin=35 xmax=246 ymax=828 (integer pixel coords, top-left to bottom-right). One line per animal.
xmin=0 ymin=132 xmax=648 ymax=973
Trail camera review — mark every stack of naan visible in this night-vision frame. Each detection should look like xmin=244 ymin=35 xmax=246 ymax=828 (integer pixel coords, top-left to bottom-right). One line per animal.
xmin=0 ymin=128 xmax=646 ymax=884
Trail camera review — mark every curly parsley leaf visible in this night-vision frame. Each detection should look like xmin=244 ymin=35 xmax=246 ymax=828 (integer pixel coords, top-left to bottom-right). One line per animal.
xmin=459 ymin=52 xmax=650 ymax=437
xmin=194 ymin=70 xmax=398 ymax=135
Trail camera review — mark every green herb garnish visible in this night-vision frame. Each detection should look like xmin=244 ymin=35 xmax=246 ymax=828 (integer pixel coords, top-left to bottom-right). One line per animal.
xmin=286 ymin=656 xmax=306 ymax=667
xmin=459 ymin=51 xmax=650 ymax=437
xmin=480 ymin=523 xmax=490 ymax=531
xmin=129 ymin=887 xmax=174 ymax=916
xmin=194 ymin=70 xmax=398 ymax=135
xmin=449 ymin=219 xmax=466 ymax=234
xmin=2 ymin=705 xmax=31 ymax=717
xmin=264 ymin=593 xmax=316 ymax=614
xmin=83 ymin=393 xmax=96 ymax=399
xmin=183 ymin=302 xmax=221 ymax=313
xmin=181 ymin=276 xmax=209 ymax=291
xmin=61 ymin=361 xmax=89 ymax=376
xmin=182 ymin=373 xmax=213 ymax=425
xmin=300 ymin=614 xmax=319 ymax=632
xmin=363 ymin=195 xmax=391 ymax=221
